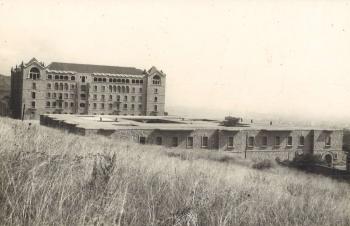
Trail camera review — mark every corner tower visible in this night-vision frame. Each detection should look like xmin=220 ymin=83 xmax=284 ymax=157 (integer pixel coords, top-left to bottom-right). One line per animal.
xmin=145 ymin=66 xmax=166 ymax=116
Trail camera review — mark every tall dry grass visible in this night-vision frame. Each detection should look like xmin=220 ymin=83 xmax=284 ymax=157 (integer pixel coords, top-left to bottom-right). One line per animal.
xmin=0 ymin=117 xmax=349 ymax=225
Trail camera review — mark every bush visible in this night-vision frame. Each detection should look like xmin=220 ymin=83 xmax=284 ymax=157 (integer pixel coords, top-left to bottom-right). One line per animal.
xmin=293 ymin=153 xmax=325 ymax=165
xmin=252 ymin=159 xmax=273 ymax=170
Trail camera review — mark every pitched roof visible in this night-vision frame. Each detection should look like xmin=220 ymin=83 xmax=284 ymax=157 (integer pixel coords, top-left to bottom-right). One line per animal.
xmin=47 ymin=62 xmax=145 ymax=75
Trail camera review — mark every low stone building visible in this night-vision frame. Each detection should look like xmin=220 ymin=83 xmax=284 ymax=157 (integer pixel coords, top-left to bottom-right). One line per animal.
xmin=40 ymin=114 xmax=344 ymax=164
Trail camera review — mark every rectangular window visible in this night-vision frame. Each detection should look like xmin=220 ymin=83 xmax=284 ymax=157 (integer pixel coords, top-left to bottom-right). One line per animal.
xmin=299 ymin=136 xmax=305 ymax=146
xmin=102 ymin=86 xmax=105 ymax=92
xmin=93 ymin=103 xmax=97 ymax=109
xmin=101 ymin=103 xmax=105 ymax=109
xmin=123 ymin=104 xmax=127 ymax=109
xmin=47 ymin=83 xmax=51 ymax=89
xmin=172 ymin=137 xmax=178 ymax=147
xmin=325 ymin=136 xmax=331 ymax=146
xmin=228 ymin=136 xmax=234 ymax=148
xmin=275 ymin=136 xmax=281 ymax=146
xmin=262 ymin=136 xmax=268 ymax=147
xmin=32 ymin=83 xmax=36 ymax=89
xmin=80 ymin=94 xmax=86 ymax=100
xmin=93 ymin=94 xmax=97 ymax=100
xmin=94 ymin=86 xmax=97 ymax=91
xmin=139 ymin=96 xmax=142 ymax=102
xmin=80 ymin=85 xmax=86 ymax=91
xmin=139 ymin=136 xmax=146 ymax=145
xmin=64 ymin=93 xmax=68 ymax=99
xmin=156 ymin=137 xmax=162 ymax=145
xmin=31 ymin=92 xmax=36 ymax=99
xmin=187 ymin=137 xmax=193 ymax=148
xmin=201 ymin=136 xmax=209 ymax=148
xmin=139 ymin=88 xmax=142 ymax=93
xmin=47 ymin=93 xmax=51 ymax=98
xmin=287 ymin=136 xmax=293 ymax=146
xmin=248 ymin=136 xmax=255 ymax=147
xmin=109 ymin=103 xmax=112 ymax=109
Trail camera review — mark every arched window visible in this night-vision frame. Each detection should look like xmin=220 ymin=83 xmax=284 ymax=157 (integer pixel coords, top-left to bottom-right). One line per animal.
xmin=64 ymin=76 xmax=68 ymax=80
xmin=113 ymin=79 xmax=116 ymax=83
xmin=113 ymin=85 xmax=116 ymax=92
xmin=30 ymin=67 xmax=40 ymax=80
xmin=60 ymin=75 xmax=64 ymax=80
xmin=64 ymin=83 xmax=68 ymax=90
xmin=122 ymin=86 xmax=125 ymax=93
xmin=117 ymin=86 xmax=121 ymax=93
xmin=71 ymin=76 xmax=75 ymax=81
xmin=126 ymin=86 xmax=129 ymax=93
xmin=109 ymin=85 xmax=113 ymax=92
xmin=154 ymin=97 xmax=158 ymax=102
xmin=152 ymin=75 xmax=161 ymax=85
xmin=54 ymin=83 xmax=59 ymax=90
xmin=126 ymin=79 xmax=130 ymax=84
xmin=46 ymin=102 xmax=50 ymax=107
xmin=55 ymin=75 xmax=59 ymax=80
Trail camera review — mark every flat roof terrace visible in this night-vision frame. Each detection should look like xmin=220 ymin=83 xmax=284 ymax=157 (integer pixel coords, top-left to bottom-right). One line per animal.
xmin=40 ymin=114 xmax=341 ymax=132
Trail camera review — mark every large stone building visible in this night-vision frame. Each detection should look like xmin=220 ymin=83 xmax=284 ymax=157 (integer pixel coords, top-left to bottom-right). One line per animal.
xmin=10 ymin=58 xmax=166 ymax=119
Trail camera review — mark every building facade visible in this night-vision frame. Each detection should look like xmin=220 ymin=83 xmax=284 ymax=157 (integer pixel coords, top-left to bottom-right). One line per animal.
xmin=10 ymin=58 xmax=166 ymax=119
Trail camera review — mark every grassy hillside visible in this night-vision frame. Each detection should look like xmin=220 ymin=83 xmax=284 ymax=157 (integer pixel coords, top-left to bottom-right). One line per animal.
xmin=0 ymin=117 xmax=349 ymax=225
xmin=0 ymin=74 xmax=10 ymax=99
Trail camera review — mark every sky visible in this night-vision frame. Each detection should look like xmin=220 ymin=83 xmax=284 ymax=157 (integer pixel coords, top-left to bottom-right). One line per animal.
xmin=0 ymin=0 xmax=350 ymax=122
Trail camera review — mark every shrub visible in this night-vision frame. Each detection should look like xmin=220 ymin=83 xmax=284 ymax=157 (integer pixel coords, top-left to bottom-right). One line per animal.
xmin=252 ymin=159 xmax=273 ymax=170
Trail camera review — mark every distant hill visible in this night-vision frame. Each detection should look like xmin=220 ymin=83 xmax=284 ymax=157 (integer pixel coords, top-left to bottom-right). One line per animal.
xmin=0 ymin=74 xmax=10 ymax=99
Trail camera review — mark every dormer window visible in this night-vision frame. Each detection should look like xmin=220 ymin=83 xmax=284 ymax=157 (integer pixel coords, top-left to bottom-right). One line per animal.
xmin=152 ymin=75 xmax=161 ymax=85
xmin=29 ymin=67 xmax=40 ymax=80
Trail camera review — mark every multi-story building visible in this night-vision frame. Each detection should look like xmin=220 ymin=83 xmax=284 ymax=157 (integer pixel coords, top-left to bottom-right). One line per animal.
xmin=10 ymin=58 xmax=166 ymax=119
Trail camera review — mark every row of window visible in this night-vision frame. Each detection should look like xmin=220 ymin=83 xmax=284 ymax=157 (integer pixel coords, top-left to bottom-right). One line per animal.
xmin=92 ymin=103 xmax=143 ymax=110
xmin=93 ymin=77 xmax=144 ymax=84
xmin=139 ymin=136 xmax=201 ymax=148
xmin=138 ymin=135 xmax=332 ymax=148
xmin=47 ymin=83 xmax=75 ymax=91
xmin=32 ymin=82 xmax=159 ymax=95
xmin=92 ymin=94 xmax=143 ymax=102
xmin=46 ymin=93 xmax=75 ymax=99
xmin=47 ymin=74 xmax=76 ymax=81
xmin=46 ymin=101 xmax=75 ymax=108
xmin=92 ymin=85 xmax=143 ymax=93
xmin=44 ymin=92 xmax=153 ymax=103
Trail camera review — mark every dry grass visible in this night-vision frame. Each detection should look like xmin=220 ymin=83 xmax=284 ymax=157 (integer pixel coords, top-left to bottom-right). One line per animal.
xmin=0 ymin=117 xmax=350 ymax=225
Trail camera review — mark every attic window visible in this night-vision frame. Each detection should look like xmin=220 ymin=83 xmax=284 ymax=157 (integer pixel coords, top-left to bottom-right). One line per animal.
xmin=152 ymin=75 xmax=161 ymax=85
xmin=29 ymin=67 xmax=40 ymax=80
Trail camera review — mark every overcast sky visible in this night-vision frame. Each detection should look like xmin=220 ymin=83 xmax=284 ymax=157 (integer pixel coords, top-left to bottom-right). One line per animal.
xmin=0 ymin=0 xmax=350 ymax=121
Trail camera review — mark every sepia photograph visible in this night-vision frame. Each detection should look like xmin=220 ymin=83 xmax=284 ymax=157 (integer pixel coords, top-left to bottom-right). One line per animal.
xmin=0 ymin=0 xmax=350 ymax=225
